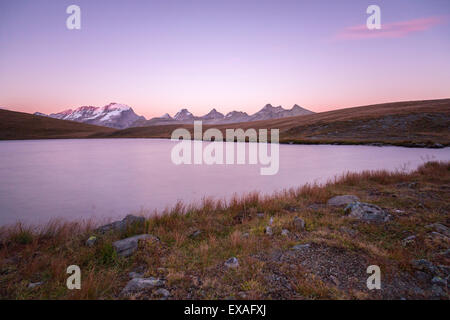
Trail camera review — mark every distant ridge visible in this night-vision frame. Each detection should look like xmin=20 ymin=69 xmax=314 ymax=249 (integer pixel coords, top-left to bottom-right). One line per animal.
xmin=135 ymin=104 xmax=314 ymax=127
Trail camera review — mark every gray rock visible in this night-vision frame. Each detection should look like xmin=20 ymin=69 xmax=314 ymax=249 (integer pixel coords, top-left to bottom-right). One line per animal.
xmin=431 ymin=284 xmax=446 ymax=297
xmin=128 ymin=272 xmax=144 ymax=279
xmin=120 ymin=277 xmax=165 ymax=296
xmin=256 ymin=212 xmax=265 ymax=218
xmin=411 ymin=259 xmax=438 ymax=275
xmin=265 ymin=226 xmax=273 ymax=236
xmin=292 ymin=243 xmax=310 ymax=250
xmin=345 ymin=202 xmax=390 ymax=223
xmin=96 ymin=215 xmax=145 ymax=234
xmin=281 ymin=229 xmax=289 ymax=236
xmin=113 ymin=234 xmax=159 ymax=257
xmin=189 ymin=230 xmax=203 ymax=239
xmin=327 ymin=195 xmax=359 ymax=207
xmin=224 ymin=257 xmax=239 ymax=269
xmin=86 ymin=235 xmax=97 ymax=247
xmin=293 ymin=217 xmax=305 ymax=231
xmin=425 ymin=223 xmax=450 ymax=237
xmin=155 ymin=288 xmax=170 ymax=299
xmin=241 ymin=232 xmax=249 ymax=238
xmin=28 ymin=282 xmax=43 ymax=289
xmin=431 ymin=276 xmax=447 ymax=287
xmin=402 ymin=235 xmax=416 ymax=246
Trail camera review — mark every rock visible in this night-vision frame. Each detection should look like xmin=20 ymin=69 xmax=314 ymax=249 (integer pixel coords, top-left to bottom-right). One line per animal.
xmin=120 ymin=277 xmax=165 ymax=296
xmin=281 ymin=229 xmax=289 ymax=236
xmin=28 ymin=282 xmax=43 ymax=289
xmin=86 ymin=235 xmax=97 ymax=247
xmin=128 ymin=272 xmax=144 ymax=279
xmin=256 ymin=212 xmax=264 ymax=218
xmin=425 ymin=223 xmax=450 ymax=237
xmin=327 ymin=195 xmax=359 ymax=207
xmin=431 ymin=284 xmax=446 ymax=297
xmin=330 ymin=275 xmax=340 ymax=286
xmin=189 ymin=230 xmax=203 ymax=239
xmin=345 ymin=202 xmax=390 ymax=223
xmin=292 ymin=243 xmax=310 ymax=250
xmin=224 ymin=257 xmax=239 ymax=269
xmin=340 ymin=226 xmax=358 ymax=236
xmin=411 ymin=259 xmax=438 ymax=275
xmin=265 ymin=226 xmax=273 ymax=236
xmin=241 ymin=232 xmax=249 ymax=238
xmin=96 ymin=215 xmax=145 ymax=234
xmin=431 ymin=276 xmax=447 ymax=287
xmin=293 ymin=217 xmax=305 ymax=231
xmin=155 ymin=288 xmax=170 ymax=299
xmin=433 ymin=143 xmax=444 ymax=148
xmin=402 ymin=235 xmax=416 ymax=246
xmin=113 ymin=234 xmax=159 ymax=257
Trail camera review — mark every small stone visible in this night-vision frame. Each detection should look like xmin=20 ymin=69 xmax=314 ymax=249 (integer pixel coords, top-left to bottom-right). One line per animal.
xmin=293 ymin=217 xmax=305 ymax=231
xmin=86 ymin=236 xmax=97 ymax=247
xmin=327 ymin=195 xmax=359 ymax=207
xmin=96 ymin=215 xmax=145 ymax=234
xmin=330 ymin=275 xmax=340 ymax=286
xmin=431 ymin=284 xmax=446 ymax=297
xmin=128 ymin=272 xmax=144 ymax=279
xmin=237 ymin=291 xmax=247 ymax=299
xmin=155 ymin=288 xmax=170 ymax=300
xmin=256 ymin=212 xmax=264 ymax=218
xmin=189 ymin=230 xmax=203 ymax=239
xmin=402 ymin=235 xmax=416 ymax=246
xmin=224 ymin=257 xmax=239 ymax=269
xmin=28 ymin=282 xmax=43 ymax=289
xmin=411 ymin=259 xmax=438 ymax=275
xmin=113 ymin=234 xmax=159 ymax=257
xmin=120 ymin=277 xmax=165 ymax=296
xmin=292 ymin=243 xmax=310 ymax=250
xmin=281 ymin=229 xmax=289 ymax=236
xmin=241 ymin=232 xmax=249 ymax=238
xmin=431 ymin=276 xmax=447 ymax=287
xmin=265 ymin=226 xmax=273 ymax=236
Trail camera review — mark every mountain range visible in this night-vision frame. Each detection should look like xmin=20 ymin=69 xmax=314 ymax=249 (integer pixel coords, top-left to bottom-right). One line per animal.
xmin=35 ymin=103 xmax=314 ymax=129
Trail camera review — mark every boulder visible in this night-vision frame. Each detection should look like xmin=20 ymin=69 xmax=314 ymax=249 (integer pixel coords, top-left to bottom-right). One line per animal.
xmin=327 ymin=195 xmax=359 ymax=207
xmin=224 ymin=257 xmax=239 ymax=269
xmin=425 ymin=223 xmax=450 ymax=237
xmin=345 ymin=202 xmax=390 ymax=223
xmin=96 ymin=215 xmax=145 ymax=234
xmin=293 ymin=217 xmax=305 ymax=230
xmin=120 ymin=277 xmax=165 ymax=296
xmin=86 ymin=236 xmax=97 ymax=247
xmin=113 ymin=234 xmax=159 ymax=257
xmin=292 ymin=243 xmax=310 ymax=250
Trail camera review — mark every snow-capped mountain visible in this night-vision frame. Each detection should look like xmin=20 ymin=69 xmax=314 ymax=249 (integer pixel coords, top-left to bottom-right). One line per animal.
xmin=173 ymin=109 xmax=194 ymax=121
xmin=35 ymin=103 xmax=145 ymax=129
xmin=250 ymin=104 xmax=313 ymax=121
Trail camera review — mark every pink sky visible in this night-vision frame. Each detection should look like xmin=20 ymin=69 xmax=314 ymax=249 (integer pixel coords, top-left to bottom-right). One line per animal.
xmin=0 ymin=0 xmax=449 ymax=119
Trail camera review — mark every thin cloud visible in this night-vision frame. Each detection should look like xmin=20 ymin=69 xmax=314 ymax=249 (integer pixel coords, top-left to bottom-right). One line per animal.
xmin=335 ymin=16 xmax=447 ymax=40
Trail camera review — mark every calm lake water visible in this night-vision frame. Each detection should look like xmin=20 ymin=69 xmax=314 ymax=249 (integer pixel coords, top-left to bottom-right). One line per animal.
xmin=0 ymin=139 xmax=449 ymax=226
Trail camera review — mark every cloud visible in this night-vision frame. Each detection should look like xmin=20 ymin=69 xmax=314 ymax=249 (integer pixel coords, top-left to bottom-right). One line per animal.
xmin=335 ymin=16 xmax=447 ymax=40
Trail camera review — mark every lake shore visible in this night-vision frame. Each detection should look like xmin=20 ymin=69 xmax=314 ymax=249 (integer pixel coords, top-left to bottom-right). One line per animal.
xmin=1 ymin=161 xmax=449 ymax=299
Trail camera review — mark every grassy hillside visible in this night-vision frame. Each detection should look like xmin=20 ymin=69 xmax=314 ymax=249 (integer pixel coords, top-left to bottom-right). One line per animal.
xmin=0 ymin=109 xmax=115 ymax=140
xmin=97 ymin=99 xmax=450 ymax=147
xmin=1 ymin=161 xmax=448 ymax=299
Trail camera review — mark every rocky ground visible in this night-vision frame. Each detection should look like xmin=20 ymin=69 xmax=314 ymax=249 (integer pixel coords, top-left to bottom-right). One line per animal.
xmin=0 ymin=161 xmax=449 ymax=300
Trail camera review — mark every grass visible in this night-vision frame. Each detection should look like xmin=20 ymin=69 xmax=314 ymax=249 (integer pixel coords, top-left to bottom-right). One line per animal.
xmin=0 ymin=161 xmax=449 ymax=300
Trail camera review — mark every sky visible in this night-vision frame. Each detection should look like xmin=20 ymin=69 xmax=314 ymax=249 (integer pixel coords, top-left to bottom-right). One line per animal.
xmin=0 ymin=0 xmax=449 ymax=119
